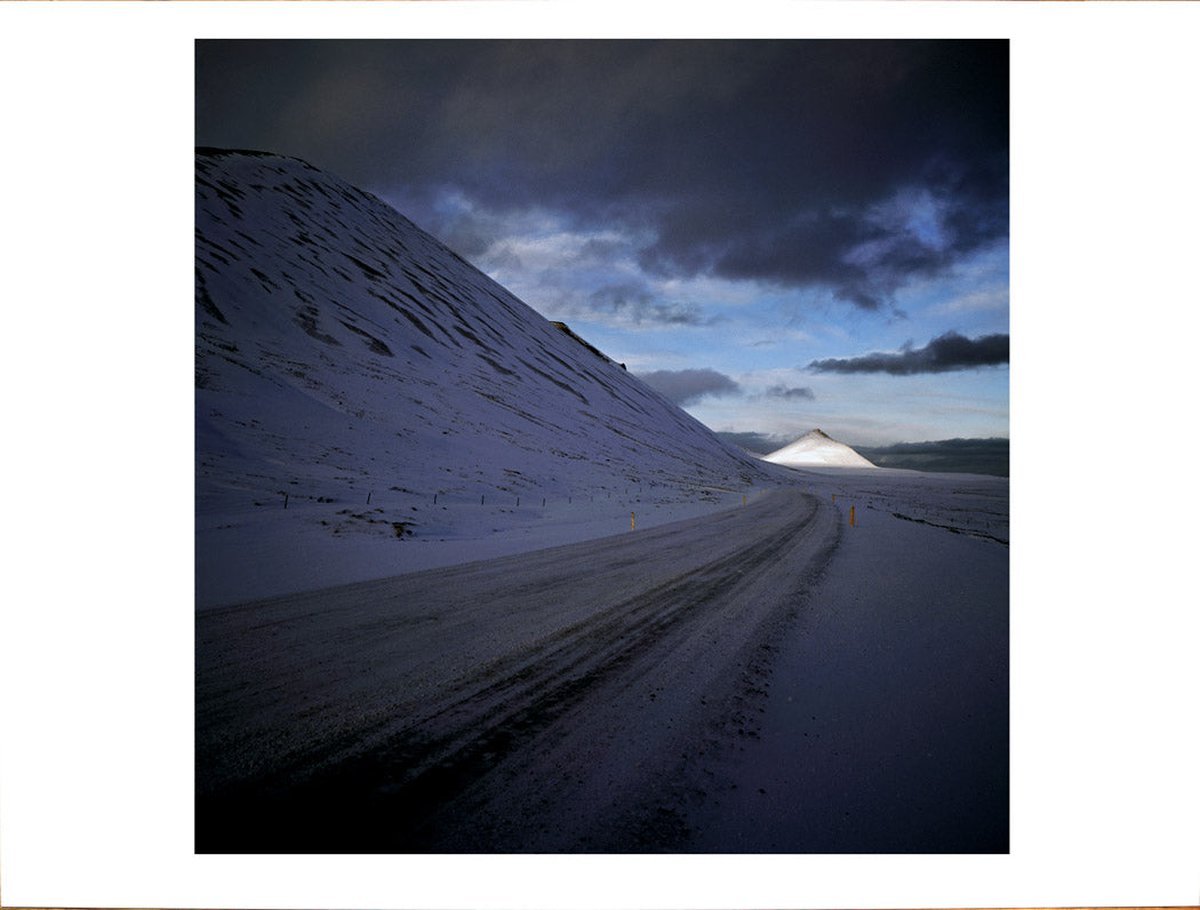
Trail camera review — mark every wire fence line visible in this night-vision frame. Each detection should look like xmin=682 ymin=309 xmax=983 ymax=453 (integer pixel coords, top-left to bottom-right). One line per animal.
xmin=205 ymin=477 xmax=768 ymax=516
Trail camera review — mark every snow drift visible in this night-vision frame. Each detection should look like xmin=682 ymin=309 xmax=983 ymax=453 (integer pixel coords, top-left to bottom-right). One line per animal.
xmin=762 ymin=428 xmax=876 ymax=468
xmin=196 ymin=149 xmax=779 ymax=603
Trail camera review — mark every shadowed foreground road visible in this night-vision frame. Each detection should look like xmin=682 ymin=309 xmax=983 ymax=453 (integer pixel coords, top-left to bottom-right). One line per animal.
xmin=196 ymin=488 xmax=840 ymax=851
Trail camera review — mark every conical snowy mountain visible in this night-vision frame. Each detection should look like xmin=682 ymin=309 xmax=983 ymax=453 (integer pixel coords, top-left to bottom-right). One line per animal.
xmin=196 ymin=148 xmax=778 ymax=603
xmin=762 ymin=429 xmax=876 ymax=468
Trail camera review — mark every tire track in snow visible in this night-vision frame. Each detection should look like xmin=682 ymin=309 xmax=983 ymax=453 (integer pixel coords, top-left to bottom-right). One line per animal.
xmin=196 ymin=487 xmax=838 ymax=851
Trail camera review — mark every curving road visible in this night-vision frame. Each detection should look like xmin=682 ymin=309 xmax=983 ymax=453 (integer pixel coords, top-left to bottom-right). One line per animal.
xmin=196 ymin=487 xmax=840 ymax=852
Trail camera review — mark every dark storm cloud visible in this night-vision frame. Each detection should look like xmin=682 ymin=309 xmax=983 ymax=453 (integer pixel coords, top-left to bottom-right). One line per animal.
xmin=196 ymin=40 xmax=1007 ymax=310
xmin=764 ymin=384 xmax=815 ymax=401
xmin=587 ymin=283 xmax=709 ymax=326
xmin=437 ymin=217 xmax=501 ymax=260
xmin=715 ymin=431 xmax=783 ymax=455
xmin=636 ymin=369 xmax=741 ymax=406
xmin=808 ymin=331 xmax=1009 ymax=375
xmin=857 ymin=437 xmax=1009 ymax=476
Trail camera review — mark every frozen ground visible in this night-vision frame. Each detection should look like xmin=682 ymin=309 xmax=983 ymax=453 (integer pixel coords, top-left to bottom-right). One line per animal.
xmin=196 ymin=466 xmax=1007 ymax=852
xmin=688 ymin=467 xmax=1008 ymax=852
xmin=196 ymin=480 xmax=772 ymax=609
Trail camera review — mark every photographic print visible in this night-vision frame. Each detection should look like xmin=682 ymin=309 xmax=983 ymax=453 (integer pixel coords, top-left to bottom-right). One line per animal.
xmin=194 ymin=39 xmax=1009 ymax=853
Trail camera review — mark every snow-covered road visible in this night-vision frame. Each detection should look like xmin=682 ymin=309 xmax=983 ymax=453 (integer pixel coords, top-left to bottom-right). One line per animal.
xmin=196 ymin=486 xmax=841 ymax=851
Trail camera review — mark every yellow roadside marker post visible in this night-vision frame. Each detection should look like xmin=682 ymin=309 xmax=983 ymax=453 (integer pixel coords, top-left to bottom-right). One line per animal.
xmin=850 ymin=505 xmax=856 ymax=527
xmin=631 ymin=511 xmax=635 ymax=530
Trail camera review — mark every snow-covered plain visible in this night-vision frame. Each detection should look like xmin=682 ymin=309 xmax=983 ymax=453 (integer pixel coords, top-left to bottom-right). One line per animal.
xmin=197 ymin=467 xmax=1008 ymax=852
xmin=195 ymin=149 xmax=1008 ymax=852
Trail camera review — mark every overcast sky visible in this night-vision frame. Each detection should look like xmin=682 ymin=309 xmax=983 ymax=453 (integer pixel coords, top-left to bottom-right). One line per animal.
xmin=196 ymin=39 xmax=1009 ymax=448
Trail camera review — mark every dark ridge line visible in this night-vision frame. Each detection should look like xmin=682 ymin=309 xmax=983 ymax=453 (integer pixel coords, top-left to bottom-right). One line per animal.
xmin=550 ymin=321 xmax=612 ymax=364
xmin=516 ymin=358 xmax=589 ymax=406
xmin=891 ymin=511 xmax=1008 ymax=545
xmin=215 ymin=177 xmax=247 ymax=201
xmin=196 ymin=146 xmax=290 ymax=160
xmin=345 ymin=253 xmax=389 ymax=282
xmin=454 ymin=325 xmax=501 ymax=357
xmin=391 ymin=303 xmax=436 ymax=341
xmin=249 ymin=267 xmax=279 ymax=292
xmin=477 ymin=354 xmax=518 ymax=377
xmin=539 ymin=348 xmax=586 ymax=381
xmin=195 ymin=230 xmax=239 ymax=264
xmin=195 ymin=268 xmax=228 ymax=325
xmin=338 ymin=319 xmax=395 ymax=357
xmin=294 ymin=310 xmax=342 ymax=348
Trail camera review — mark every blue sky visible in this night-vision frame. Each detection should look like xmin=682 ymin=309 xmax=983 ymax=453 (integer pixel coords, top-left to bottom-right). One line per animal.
xmin=196 ymin=39 xmax=1009 ymax=449
xmin=462 ymin=201 xmax=1008 ymax=447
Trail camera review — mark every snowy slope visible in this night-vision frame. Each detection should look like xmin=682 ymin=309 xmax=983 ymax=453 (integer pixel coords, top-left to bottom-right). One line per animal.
xmin=196 ymin=149 xmax=781 ymax=605
xmin=762 ymin=428 xmax=877 ymax=468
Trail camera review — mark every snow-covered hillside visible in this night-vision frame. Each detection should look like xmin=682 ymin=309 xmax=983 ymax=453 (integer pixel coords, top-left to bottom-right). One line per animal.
xmin=762 ymin=428 xmax=877 ymax=468
xmin=196 ymin=149 xmax=780 ymax=606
